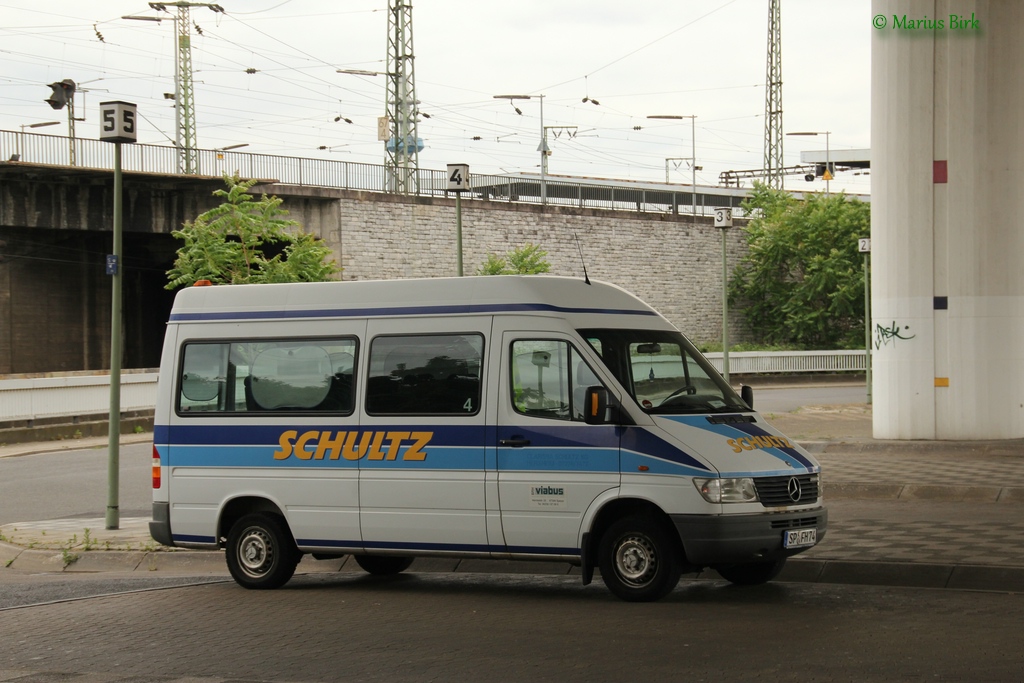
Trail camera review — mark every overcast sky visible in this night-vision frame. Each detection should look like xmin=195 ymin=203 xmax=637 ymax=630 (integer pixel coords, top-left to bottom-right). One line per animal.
xmin=1 ymin=1 xmax=872 ymax=194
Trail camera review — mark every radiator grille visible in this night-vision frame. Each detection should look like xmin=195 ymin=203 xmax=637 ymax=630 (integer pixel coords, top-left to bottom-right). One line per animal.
xmin=755 ymin=474 xmax=820 ymax=507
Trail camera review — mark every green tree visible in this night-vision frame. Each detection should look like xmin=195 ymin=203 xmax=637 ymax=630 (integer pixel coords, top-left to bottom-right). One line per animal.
xmin=478 ymin=243 xmax=551 ymax=275
xmin=165 ymin=175 xmax=339 ymax=289
xmin=729 ymin=182 xmax=870 ymax=348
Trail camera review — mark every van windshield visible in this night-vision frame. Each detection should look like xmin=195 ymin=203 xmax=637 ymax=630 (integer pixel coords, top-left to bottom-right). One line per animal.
xmin=577 ymin=329 xmax=749 ymax=415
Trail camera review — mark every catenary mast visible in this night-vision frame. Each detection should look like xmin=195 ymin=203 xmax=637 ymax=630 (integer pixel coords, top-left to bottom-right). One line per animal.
xmin=762 ymin=0 xmax=783 ymax=189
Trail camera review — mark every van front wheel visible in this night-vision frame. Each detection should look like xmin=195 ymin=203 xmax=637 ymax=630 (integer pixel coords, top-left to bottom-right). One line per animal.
xmin=355 ymin=555 xmax=414 ymax=575
xmin=226 ymin=513 xmax=299 ymax=589
xmin=598 ymin=515 xmax=682 ymax=602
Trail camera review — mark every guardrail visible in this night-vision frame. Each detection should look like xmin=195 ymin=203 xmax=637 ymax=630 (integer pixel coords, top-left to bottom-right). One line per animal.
xmin=0 ymin=371 xmax=159 ymax=423
xmin=0 ymin=351 xmax=866 ymax=423
xmin=704 ymin=350 xmax=867 ymax=374
xmin=1 ymin=129 xmax=752 ymax=217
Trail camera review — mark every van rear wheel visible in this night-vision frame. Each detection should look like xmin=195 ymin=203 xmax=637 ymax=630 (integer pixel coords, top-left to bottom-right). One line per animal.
xmin=714 ymin=558 xmax=786 ymax=586
xmin=598 ymin=515 xmax=682 ymax=602
xmin=355 ymin=555 xmax=414 ymax=575
xmin=226 ymin=513 xmax=299 ymax=589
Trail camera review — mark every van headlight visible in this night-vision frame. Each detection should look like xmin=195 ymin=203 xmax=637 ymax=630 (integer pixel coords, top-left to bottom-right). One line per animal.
xmin=693 ymin=477 xmax=759 ymax=504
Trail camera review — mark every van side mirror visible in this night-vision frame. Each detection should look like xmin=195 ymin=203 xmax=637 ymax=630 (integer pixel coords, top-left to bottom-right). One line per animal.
xmin=741 ymin=384 xmax=754 ymax=410
xmin=584 ymin=386 xmax=611 ymax=425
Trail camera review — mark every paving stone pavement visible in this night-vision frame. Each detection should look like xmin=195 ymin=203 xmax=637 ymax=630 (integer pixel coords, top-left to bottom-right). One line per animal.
xmin=3 ymin=404 xmax=1024 ymax=592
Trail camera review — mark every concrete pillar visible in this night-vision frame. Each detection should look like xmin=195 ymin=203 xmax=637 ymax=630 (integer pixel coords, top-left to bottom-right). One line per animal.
xmin=871 ymin=0 xmax=1024 ymax=439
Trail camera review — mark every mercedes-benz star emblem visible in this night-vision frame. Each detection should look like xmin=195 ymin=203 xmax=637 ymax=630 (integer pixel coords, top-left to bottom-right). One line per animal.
xmin=787 ymin=477 xmax=802 ymax=502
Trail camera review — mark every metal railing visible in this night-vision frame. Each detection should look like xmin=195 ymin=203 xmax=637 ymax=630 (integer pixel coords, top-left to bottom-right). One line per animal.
xmin=704 ymin=350 xmax=867 ymax=374
xmin=1 ymin=129 xmax=749 ymax=217
xmin=0 ymin=351 xmax=866 ymax=423
xmin=0 ymin=371 xmax=159 ymax=423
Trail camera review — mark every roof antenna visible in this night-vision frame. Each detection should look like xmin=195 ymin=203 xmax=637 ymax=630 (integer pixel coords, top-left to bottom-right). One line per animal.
xmin=573 ymin=232 xmax=591 ymax=285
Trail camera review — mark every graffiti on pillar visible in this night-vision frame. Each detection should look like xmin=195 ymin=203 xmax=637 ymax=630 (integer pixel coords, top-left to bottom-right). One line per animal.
xmin=875 ymin=321 xmax=915 ymax=349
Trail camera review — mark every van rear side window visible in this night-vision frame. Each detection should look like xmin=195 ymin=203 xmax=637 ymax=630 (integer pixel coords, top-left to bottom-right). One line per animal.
xmin=177 ymin=339 xmax=357 ymax=414
xmin=366 ymin=333 xmax=483 ymax=415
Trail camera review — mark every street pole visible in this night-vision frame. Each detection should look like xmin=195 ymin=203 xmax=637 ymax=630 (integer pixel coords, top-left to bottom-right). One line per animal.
xmin=447 ymin=163 xmax=470 ymax=276
xmin=539 ymin=94 xmax=547 ymax=206
xmin=825 ymin=131 xmax=831 ymax=197
xmin=690 ymin=115 xmax=697 ymax=218
xmin=100 ymin=101 xmax=138 ymax=531
xmin=722 ymin=227 xmax=730 ymax=383
xmin=715 ymin=208 xmax=734 ymax=383
xmin=18 ymin=121 xmax=60 ymax=161
xmin=787 ymin=130 xmax=832 ymax=195
xmin=493 ymin=94 xmax=546 ymax=204
xmin=647 ymin=114 xmax=696 ymax=216
xmin=456 ymin=191 xmax=463 ymax=276
xmin=107 ymin=141 xmax=122 ymax=530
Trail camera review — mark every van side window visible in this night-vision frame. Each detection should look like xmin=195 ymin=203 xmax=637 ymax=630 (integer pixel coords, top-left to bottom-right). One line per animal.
xmin=510 ymin=340 xmax=600 ymax=421
xmin=366 ymin=333 xmax=484 ymax=415
xmin=177 ymin=339 xmax=357 ymax=414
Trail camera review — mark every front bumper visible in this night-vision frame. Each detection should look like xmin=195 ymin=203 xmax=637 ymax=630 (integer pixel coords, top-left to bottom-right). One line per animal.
xmin=670 ymin=507 xmax=827 ymax=566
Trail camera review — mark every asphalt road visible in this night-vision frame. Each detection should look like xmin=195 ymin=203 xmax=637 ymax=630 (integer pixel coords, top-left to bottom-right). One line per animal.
xmin=751 ymin=383 xmax=867 ymax=414
xmin=1 ymin=573 xmax=1022 ymax=682
xmin=0 ymin=442 xmax=152 ymax=525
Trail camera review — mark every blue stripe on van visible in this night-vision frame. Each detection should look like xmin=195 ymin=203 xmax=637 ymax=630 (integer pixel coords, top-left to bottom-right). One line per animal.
xmin=620 ymin=450 xmax=715 ymax=477
xmin=168 ymin=302 xmax=659 ymax=322
xmin=658 ymin=415 xmax=817 ymax=471
xmin=172 ymin=534 xmax=216 ymax=544
xmin=168 ymin=444 xmax=484 ymax=469
xmin=497 ymin=447 xmax=619 ymax=473
xmin=620 ymin=426 xmax=712 ymax=471
xmin=295 ymin=538 xmax=579 ymax=557
xmin=496 ymin=424 xmax=620 ymax=449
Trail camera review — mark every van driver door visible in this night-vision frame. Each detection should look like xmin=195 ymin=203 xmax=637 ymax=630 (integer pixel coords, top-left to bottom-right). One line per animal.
xmin=494 ymin=325 xmax=621 ymax=558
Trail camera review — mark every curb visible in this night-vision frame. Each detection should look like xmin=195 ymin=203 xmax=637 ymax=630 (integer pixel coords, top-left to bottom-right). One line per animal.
xmin=0 ymin=432 xmax=153 ymax=459
xmin=5 ymin=542 xmax=1024 ymax=594
xmin=821 ymin=438 xmax=1024 ymax=456
xmin=823 ymin=482 xmax=1024 ymax=503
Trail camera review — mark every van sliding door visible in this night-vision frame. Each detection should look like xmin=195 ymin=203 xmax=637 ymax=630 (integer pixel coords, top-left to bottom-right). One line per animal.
xmin=358 ymin=318 xmax=490 ymax=554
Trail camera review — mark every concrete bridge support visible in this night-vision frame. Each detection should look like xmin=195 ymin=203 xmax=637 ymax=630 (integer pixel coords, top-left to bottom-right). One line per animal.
xmin=871 ymin=0 xmax=1024 ymax=439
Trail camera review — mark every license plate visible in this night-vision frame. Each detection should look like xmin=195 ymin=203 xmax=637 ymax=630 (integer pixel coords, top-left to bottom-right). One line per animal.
xmin=783 ymin=528 xmax=817 ymax=548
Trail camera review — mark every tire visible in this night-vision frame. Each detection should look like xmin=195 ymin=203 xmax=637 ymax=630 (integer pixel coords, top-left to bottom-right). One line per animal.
xmin=598 ymin=515 xmax=682 ymax=602
xmin=226 ymin=512 xmax=300 ymax=589
xmin=714 ymin=558 xmax=786 ymax=586
xmin=355 ymin=555 xmax=415 ymax=576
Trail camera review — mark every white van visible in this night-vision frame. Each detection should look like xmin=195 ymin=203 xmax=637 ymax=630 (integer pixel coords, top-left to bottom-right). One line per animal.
xmin=150 ymin=275 xmax=826 ymax=602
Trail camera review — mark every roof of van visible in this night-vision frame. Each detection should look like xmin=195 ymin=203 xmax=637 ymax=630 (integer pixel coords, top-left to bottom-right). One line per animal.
xmin=168 ymin=275 xmax=669 ymax=326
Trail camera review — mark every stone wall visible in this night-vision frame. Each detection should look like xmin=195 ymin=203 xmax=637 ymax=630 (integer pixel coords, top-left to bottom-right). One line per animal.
xmin=260 ymin=188 xmax=749 ymax=344
xmin=277 ymin=189 xmax=750 ymax=345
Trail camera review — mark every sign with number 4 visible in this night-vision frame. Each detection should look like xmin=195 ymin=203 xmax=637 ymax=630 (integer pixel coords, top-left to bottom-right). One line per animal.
xmin=447 ymin=163 xmax=470 ymax=192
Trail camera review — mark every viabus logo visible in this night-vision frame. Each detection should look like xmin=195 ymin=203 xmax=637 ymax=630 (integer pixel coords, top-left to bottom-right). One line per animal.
xmin=532 ymin=485 xmax=564 ymax=496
